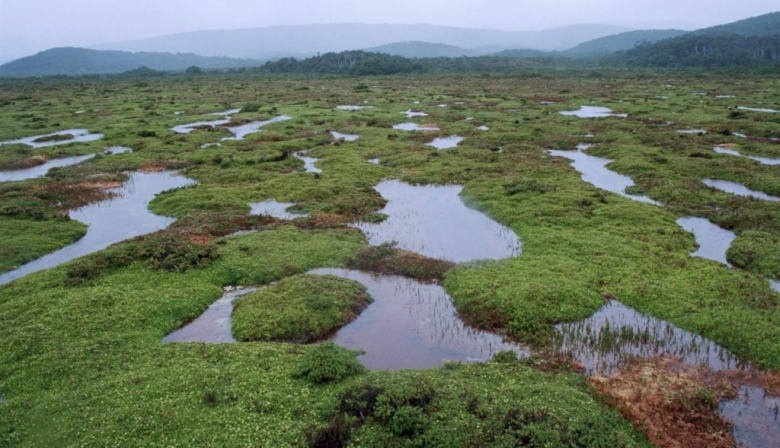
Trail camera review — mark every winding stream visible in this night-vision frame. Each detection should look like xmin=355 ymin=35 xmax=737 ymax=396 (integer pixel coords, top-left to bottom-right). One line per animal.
xmin=547 ymin=144 xmax=660 ymax=205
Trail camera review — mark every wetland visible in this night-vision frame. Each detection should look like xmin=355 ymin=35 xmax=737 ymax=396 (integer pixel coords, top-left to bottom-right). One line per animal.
xmin=1 ymin=72 xmax=779 ymax=447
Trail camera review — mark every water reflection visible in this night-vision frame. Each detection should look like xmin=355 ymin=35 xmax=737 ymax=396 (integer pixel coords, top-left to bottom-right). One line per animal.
xmin=352 ymin=180 xmax=520 ymax=263
xmin=163 ymin=287 xmax=259 ymax=343
xmin=392 ymin=123 xmax=440 ymax=131
xmin=554 ymin=300 xmax=742 ymax=377
xmin=676 ymin=217 xmax=735 ymax=266
xmin=702 ymin=179 xmax=780 ymax=202
xmin=249 ymin=200 xmax=307 ymax=220
xmin=309 ymin=268 xmax=528 ymax=370
xmin=0 ymin=172 xmax=196 ymax=285
xmin=559 ymin=106 xmax=627 ymax=118
xmin=714 ymin=146 xmax=780 ymax=166
xmin=331 ymin=131 xmax=360 ymax=142
xmin=547 ymin=144 xmax=660 ymax=205
xmin=0 ymin=129 xmax=104 ymax=149
xmin=426 ymin=136 xmax=464 ymax=150
xmin=293 ymin=151 xmax=322 ymax=173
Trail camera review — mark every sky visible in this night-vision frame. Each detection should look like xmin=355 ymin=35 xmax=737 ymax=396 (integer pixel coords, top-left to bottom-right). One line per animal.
xmin=1 ymin=0 xmax=778 ymax=51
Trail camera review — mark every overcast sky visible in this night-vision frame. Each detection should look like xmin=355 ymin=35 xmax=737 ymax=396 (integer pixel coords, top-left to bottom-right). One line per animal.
xmin=1 ymin=0 xmax=777 ymax=49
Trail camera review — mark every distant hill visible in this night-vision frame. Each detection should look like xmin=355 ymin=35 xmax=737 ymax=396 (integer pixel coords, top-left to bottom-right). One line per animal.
xmin=692 ymin=11 xmax=780 ymax=37
xmin=620 ymin=12 xmax=780 ymax=67
xmin=93 ymin=23 xmax=631 ymax=59
xmin=490 ymin=49 xmax=550 ymax=58
xmin=364 ymin=41 xmax=481 ymax=58
xmin=563 ymin=29 xmax=688 ymax=56
xmin=0 ymin=47 xmax=262 ymax=77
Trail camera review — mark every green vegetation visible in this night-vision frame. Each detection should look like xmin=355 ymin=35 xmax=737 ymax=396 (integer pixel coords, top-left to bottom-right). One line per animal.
xmin=0 ymin=69 xmax=779 ymax=445
xmin=232 ymin=274 xmax=371 ymax=342
xmin=0 ymin=47 xmax=262 ymax=77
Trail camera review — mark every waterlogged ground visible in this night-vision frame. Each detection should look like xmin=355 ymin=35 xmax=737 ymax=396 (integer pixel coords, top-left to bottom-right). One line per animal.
xmin=1 ymin=73 xmax=779 ymax=447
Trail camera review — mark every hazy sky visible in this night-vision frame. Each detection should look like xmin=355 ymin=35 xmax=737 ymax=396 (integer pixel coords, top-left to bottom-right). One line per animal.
xmin=1 ymin=0 xmax=777 ymax=49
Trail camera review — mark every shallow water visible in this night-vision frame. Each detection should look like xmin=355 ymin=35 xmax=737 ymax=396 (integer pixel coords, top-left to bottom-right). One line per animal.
xmin=0 ymin=155 xmax=95 ymax=182
xmin=293 ymin=151 xmax=322 ymax=173
xmin=554 ymin=300 xmax=742 ymax=377
xmin=676 ymin=217 xmax=735 ymax=266
xmin=477 ymin=125 xmax=489 ymax=131
xmin=171 ymin=108 xmax=239 ymax=134
xmin=368 ymin=158 xmax=381 ymax=165
xmin=738 ymin=107 xmax=779 ymax=113
xmin=676 ymin=128 xmax=708 ymax=135
xmin=222 ymin=115 xmax=292 ymax=141
xmin=248 ymin=200 xmax=307 ymax=220
xmin=331 ymin=131 xmax=360 ymax=142
xmin=720 ymin=386 xmax=780 ymax=448
xmin=403 ymin=110 xmax=428 ymax=118
xmin=426 ymin=136 xmax=464 ymax=150
xmin=547 ymin=145 xmax=660 ymax=205
xmin=163 ymin=287 xmax=259 ymax=343
xmin=0 ymin=129 xmax=104 ymax=149
xmin=352 ymin=180 xmax=520 ymax=263
xmin=337 ymin=105 xmax=372 ymax=111
xmin=0 ymin=172 xmax=196 ymax=286
xmin=309 ymin=268 xmax=528 ymax=370
xmin=702 ymin=179 xmax=780 ymax=202
xmin=0 ymin=146 xmax=133 ymax=183
xmin=392 ymin=123 xmax=440 ymax=131
xmin=714 ymin=147 xmax=780 ymax=166
xmin=559 ymin=106 xmax=627 ymax=118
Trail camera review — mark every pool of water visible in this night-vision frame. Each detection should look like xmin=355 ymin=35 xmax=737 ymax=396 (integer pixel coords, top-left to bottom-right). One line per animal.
xmin=293 ymin=151 xmax=322 ymax=173
xmin=163 ymin=287 xmax=259 ymax=343
xmin=352 ymin=180 xmax=520 ymax=263
xmin=248 ymin=200 xmax=307 ymax=220
xmin=0 ymin=146 xmax=134 ymax=183
xmin=0 ymin=155 xmax=96 ymax=182
xmin=426 ymin=136 xmax=465 ymax=150
xmin=702 ymin=179 xmax=780 ymax=202
xmin=172 ymin=108 xmax=239 ymax=134
xmin=554 ymin=300 xmax=743 ymax=376
xmin=720 ymin=385 xmax=780 ymax=448
xmin=477 ymin=125 xmax=489 ymax=131
xmin=331 ymin=131 xmax=360 ymax=142
xmin=547 ymin=145 xmax=660 ymax=205
xmin=309 ymin=268 xmax=528 ymax=370
xmin=738 ymin=107 xmax=778 ymax=113
xmin=676 ymin=128 xmax=708 ymax=135
xmin=559 ymin=106 xmax=627 ymax=118
xmin=676 ymin=217 xmax=735 ymax=266
xmin=222 ymin=115 xmax=292 ymax=141
xmin=0 ymin=171 xmax=196 ymax=286
xmin=714 ymin=147 xmax=780 ymax=166
xmin=403 ymin=110 xmax=428 ymax=118
xmin=392 ymin=123 xmax=440 ymax=131
xmin=337 ymin=105 xmax=372 ymax=111
xmin=0 ymin=129 xmax=104 ymax=149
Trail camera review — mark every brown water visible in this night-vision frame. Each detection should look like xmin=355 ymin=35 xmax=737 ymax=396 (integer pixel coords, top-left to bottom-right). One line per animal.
xmin=309 ymin=268 xmax=528 ymax=370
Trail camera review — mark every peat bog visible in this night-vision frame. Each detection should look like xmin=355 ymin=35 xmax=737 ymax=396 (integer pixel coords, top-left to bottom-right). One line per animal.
xmin=1 ymin=72 xmax=779 ymax=447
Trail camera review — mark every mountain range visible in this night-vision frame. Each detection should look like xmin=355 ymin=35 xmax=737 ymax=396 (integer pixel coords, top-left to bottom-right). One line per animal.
xmin=0 ymin=12 xmax=777 ymax=77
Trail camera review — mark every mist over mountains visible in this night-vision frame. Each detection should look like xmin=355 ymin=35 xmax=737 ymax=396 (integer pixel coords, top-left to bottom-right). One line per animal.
xmin=1 ymin=12 xmax=778 ymax=77
xmin=91 ymin=23 xmax=631 ymax=59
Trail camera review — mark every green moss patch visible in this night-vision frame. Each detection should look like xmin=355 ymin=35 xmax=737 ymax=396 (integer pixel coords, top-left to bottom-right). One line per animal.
xmin=232 ymin=274 xmax=371 ymax=342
